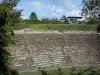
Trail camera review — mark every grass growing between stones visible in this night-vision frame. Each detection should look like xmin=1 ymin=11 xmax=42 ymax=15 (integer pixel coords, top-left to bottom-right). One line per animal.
xmin=19 ymin=66 xmax=100 ymax=75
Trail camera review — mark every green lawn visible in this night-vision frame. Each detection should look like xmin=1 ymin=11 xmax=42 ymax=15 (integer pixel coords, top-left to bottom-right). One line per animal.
xmin=12 ymin=24 xmax=98 ymax=31
xmin=19 ymin=66 xmax=100 ymax=75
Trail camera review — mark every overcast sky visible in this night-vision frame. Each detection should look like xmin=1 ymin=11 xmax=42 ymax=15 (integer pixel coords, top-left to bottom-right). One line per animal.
xmin=16 ymin=0 xmax=82 ymax=19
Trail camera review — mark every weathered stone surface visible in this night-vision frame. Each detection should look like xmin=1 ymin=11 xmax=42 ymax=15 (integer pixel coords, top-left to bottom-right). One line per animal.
xmin=12 ymin=31 xmax=100 ymax=71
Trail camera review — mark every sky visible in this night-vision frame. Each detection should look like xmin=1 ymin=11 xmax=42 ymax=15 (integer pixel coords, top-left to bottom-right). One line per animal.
xmin=16 ymin=0 xmax=83 ymax=19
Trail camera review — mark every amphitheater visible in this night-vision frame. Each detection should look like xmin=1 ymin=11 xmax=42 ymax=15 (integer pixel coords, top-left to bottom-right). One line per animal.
xmin=11 ymin=30 xmax=100 ymax=71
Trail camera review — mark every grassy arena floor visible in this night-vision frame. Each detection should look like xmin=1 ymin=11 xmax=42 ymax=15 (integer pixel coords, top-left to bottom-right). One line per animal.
xmin=19 ymin=66 xmax=100 ymax=75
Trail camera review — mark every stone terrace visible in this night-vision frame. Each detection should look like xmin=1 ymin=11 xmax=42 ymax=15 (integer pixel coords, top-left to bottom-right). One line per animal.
xmin=12 ymin=31 xmax=100 ymax=71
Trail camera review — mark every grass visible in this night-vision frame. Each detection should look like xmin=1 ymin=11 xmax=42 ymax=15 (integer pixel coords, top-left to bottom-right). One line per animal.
xmin=19 ymin=66 xmax=100 ymax=75
xmin=19 ymin=67 xmax=75 ymax=75
xmin=12 ymin=24 xmax=98 ymax=31
xmin=11 ymin=23 xmax=29 ymax=30
xmin=29 ymin=24 xmax=98 ymax=31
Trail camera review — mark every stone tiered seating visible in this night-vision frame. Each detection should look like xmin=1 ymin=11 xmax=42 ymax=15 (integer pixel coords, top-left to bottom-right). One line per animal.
xmin=12 ymin=31 xmax=100 ymax=71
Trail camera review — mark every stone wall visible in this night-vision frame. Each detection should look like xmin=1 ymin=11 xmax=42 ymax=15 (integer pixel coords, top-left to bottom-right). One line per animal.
xmin=12 ymin=31 xmax=100 ymax=71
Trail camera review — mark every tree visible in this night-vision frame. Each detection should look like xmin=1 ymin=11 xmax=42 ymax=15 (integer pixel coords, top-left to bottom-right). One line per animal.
xmin=50 ymin=18 xmax=62 ymax=24
xmin=0 ymin=4 xmax=12 ymax=75
xmin=81 ymin=0 xmax=100 ymax=19
xmin=2 ymin=0 xmax=20 ymax=8
xmin=9 ymin=9 xmax=22 ymax=25
xmin=86 ymin=17 xmax=99 ymax=24
xmin=61 ymin=15 xmax=69 ymax=24
xmin=29 ymin=12 xmax=38 ymax=20
xmin=0 ymin=0 xmax=21 ymax=75
xmin=2 ymin=0 xmax=22 ymax=26
xmin=41 ymin=18 xmax=50 ymax=24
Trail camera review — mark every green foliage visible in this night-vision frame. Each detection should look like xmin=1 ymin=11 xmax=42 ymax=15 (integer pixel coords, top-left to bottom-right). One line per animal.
xmin=1 ymin=0 xmax=22 ymax=26
xmin=9 ymin=9 xmax=23 ymax=25
xmin=86 ymin=17 xmax=99 ymax=24
xmin=0 ymin=4 xmax=11 ymax=26
xmin=40 ymin=18 xmax=62 ymax=24
xmin=0 ymin=0 xmax=20 ymax=75
xmin=70 ymin=66 xmax=100 ymax=75
xmin=20 ymin=66 xmax=100 ymax=75
xmin=70 ymin=67 xmax=83 ymax=75
xmin=81 ymin=0 xmax=100 ymax=19
xmin=40 ymin=18 xmax=50 ymax=24
xmin=81 ymin=0 xmax=100 ymax=24
xmin=50 ymin=18 xmax=62 ymax=24
xmin=38 ymin=67 xmax=48 ymax=75
xmin=61 ymin=15 xmax=69 ymax=24
xmin=29 ymin=12 xmax=38 ymax=21
xmin=24 ymin=18 xmax=62 ymax=24
xmin=2 ymin=0 xmax=20 ymax=8
xmin=10 ymin=69 xmax=19 ymax=75
xmin=55 ymin=67 xmax=63 ymax=75
xmin=0 ymin=23 xmax=12 ymax=75
xmin=24 ymin=19 xmax=39 ymax=24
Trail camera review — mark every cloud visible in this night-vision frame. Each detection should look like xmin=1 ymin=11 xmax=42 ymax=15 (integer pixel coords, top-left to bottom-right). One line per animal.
xmin=24 ymin=0 xmax=82 ymax=19
xmin=49 ymin=0 xmax=75 ymax=11
xmin=67 ymin=9 xmax=81 ymax=16
xmin=21 ymin=16 xmax=28 ymax=19
xmin=47 ymin=0 xmax=82 ymax=19
xmin=27 ymin=1 xmax=44 ymax=10
xmin=51 ymin=7 xmax=65 ymax=19
xmin=48 ymin=5 xmax=81 ymax=19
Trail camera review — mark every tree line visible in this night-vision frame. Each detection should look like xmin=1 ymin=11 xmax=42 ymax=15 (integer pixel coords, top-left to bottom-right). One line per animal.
xmin=23 ymin=12 xmax=69 ymax=24
xmin=23 ymin=0 xmax=100 ymax=24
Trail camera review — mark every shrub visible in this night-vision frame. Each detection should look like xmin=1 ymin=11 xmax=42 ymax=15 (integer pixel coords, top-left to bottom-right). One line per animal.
xmin=10 ymin=69 xmax=19 ymax=75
